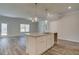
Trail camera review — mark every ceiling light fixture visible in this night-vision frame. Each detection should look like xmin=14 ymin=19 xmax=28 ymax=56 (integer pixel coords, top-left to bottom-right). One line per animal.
xmin=45 ymin=8 xmax=48 ymax=17
xmin=32 ymin=3 xmax=38 ymax=22
xmin=45 ymin=20 xmax=48 ymax=24
xmin=45 ymin=8 xmax=48 ymax=23
xmin=45 ymin=8 xmax=53 ymax=18
xmin=68 ymin=6 xmax=71 ymax=9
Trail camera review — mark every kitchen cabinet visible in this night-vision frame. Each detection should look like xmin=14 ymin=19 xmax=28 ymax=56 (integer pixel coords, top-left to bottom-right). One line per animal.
xmin=26 ymin=33 xmax=54 ymax=55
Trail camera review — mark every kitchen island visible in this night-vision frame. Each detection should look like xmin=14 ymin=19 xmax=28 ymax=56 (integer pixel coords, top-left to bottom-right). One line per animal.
xmin=25 ymin=33 xmax=54 ymax=55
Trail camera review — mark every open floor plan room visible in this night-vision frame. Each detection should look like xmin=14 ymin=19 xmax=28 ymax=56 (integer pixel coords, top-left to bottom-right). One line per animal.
xmin=0 ymin=3 xmax=79 ymax=55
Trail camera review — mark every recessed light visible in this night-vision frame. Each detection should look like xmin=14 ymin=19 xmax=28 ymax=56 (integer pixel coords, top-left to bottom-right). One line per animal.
xmin=68 ymin=6 xmax=71 ymax=9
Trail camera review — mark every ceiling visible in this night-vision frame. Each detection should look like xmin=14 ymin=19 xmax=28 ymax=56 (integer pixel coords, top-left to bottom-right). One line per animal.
xmin=0 ymin=3 xmax=79 ymax=21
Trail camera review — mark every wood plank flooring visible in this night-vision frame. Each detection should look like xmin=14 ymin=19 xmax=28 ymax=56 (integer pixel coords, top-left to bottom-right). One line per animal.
xmin=43 ymin=39 xmax=79 ymax=55
xmin=0 ymin=36 xmax=79 ymax=55
xmin=0 ymin=36 xmax=26 ymax=55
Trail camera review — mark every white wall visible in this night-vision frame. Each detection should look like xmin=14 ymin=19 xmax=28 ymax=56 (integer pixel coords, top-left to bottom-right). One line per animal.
xmin=49 ymin=21 xmax=58 ymax=33
xmin=57 ymin=11 xmax=79 ymax=42
xmin=49 ymin=11 xmax=79 ymax=42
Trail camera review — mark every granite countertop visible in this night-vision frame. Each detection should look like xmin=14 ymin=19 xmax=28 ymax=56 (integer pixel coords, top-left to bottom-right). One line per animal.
xmin=25 ymin=33 xmax=51 ymax=37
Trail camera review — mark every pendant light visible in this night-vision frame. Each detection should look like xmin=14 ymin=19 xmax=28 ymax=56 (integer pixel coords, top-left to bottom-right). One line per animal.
xmin=32 ymin=3 xmax=38 ymax=22
xmin=45 ymin=8 xmax=48 ymax=23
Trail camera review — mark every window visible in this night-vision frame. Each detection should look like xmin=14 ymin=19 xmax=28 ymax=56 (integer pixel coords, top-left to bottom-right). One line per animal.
xmin=38 ymin=20 xmax=48 ymax=33
xmin=20 ymin=24 xmax=25 ymax=32
xmin=20 ymin=24 xmax=30 ymax=32
xmin=1 ymin=23 xmax=7 ymax=36
xmin=25 ymin=24 xmax=30 ymax=32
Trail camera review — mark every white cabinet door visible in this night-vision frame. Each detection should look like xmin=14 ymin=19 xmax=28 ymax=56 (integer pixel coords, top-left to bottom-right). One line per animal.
xmin=36 ymin=36 xmax=44 ymax=54
xmin=36 ymin=36 xmax=47 ymax=54
xmin=50 ymin=34 xmax=54 ymax=46
xmin=41 ymin=36 xmax=47 ymax=53
xmin=46 ymin=34 xmax=52 ymax=49
xmin=27 ymin=36 xmax=36 ymax=55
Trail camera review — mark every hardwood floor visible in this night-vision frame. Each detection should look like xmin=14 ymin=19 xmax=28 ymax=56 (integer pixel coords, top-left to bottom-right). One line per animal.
xmin=0 ymin=36 xmax=79 ymax=55
xmin=0 ymin=36 xmax=26 ymax=55
xmin=43 ymin=39 xmax=79 ymax=55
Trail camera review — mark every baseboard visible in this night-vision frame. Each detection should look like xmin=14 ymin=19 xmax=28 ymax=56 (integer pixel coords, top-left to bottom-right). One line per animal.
xmin=58 ymin=38 xmax=79 ymax=44
xmin=58 ymin=39 xmax=79 ymax=49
